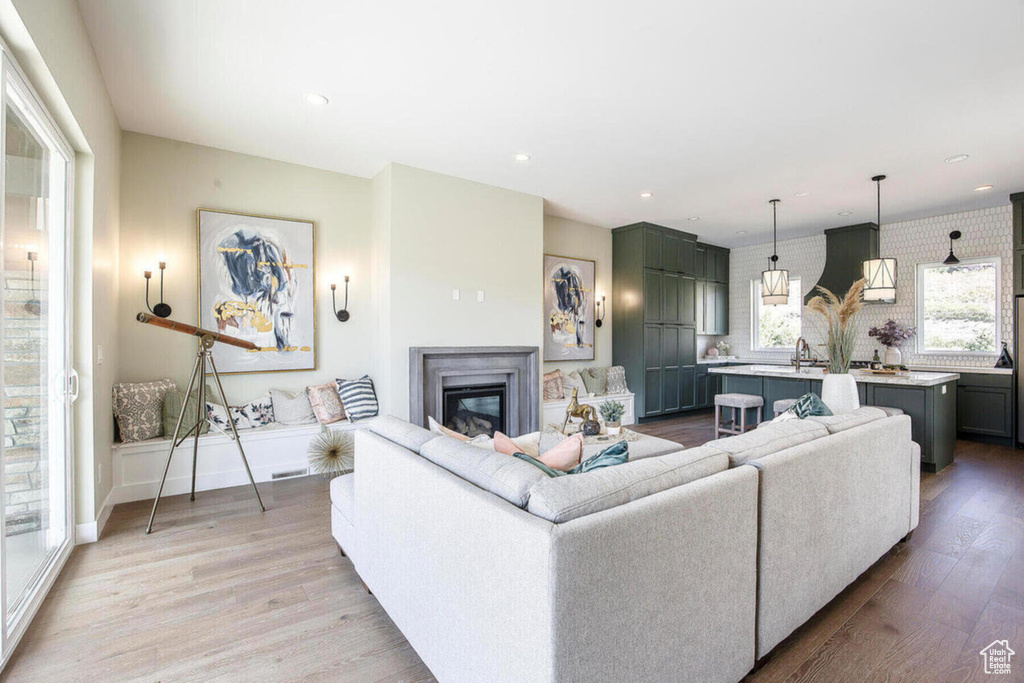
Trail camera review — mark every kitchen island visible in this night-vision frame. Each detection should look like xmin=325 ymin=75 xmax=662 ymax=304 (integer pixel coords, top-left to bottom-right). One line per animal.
xmin=709 ymin=364 xmax=959 ymax=472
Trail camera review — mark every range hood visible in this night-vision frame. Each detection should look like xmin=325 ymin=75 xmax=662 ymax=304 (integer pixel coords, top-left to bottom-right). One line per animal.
xmin=804 ymin=222 xmax=880 ymax=304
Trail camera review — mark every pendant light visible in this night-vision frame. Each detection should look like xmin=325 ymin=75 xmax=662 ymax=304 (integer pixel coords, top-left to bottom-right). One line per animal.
xmin=761 ymin=199 xmax=789 ymax=305
xmin=943 ymin=231 xmax=962 ymax=265
xmin=862 ymin=174 xmax=897 ymax=302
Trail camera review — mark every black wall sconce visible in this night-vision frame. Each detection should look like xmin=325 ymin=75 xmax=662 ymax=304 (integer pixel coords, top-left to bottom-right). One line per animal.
xmin=331 ymin=276 xmax=351 ymax=322
xmin=144 ymin=261 xmax=172 ymax=318
xmin=943 ymin=231 xmax=962 ymax=265
xmin=595 ymin=292 xmax=606 ymax=327
xmin=25 ymin=250 xmax=40 ymax=316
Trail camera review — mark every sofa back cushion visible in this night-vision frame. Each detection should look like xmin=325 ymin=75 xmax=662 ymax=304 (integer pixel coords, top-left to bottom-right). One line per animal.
xmin=420 ymin=436 xmax=548 ymax=508
xmin=369 ymin=415 xmax=437 ymax=454
xmin=705 ymin=420 xmax=829 ymax=467
xmin=808 ymin=406 xmax=888 ymax=434
xmin=526 ymin=446 xmax=728 ymax=523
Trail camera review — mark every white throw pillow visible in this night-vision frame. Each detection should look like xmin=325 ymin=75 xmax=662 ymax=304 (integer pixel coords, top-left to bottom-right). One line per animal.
xmin=270 ymin=389 xmax=317 ymax=425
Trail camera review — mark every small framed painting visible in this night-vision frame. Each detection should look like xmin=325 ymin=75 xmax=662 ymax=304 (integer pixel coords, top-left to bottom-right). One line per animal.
xmin=543 ymin=254 xmax=596 ymax=362
xmin=197 ymin=208 xmax=316 ymax=374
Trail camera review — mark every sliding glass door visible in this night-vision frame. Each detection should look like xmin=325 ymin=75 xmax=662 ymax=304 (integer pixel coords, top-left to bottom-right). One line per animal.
xmin=0 ymin=54 xmax=74 ymax=659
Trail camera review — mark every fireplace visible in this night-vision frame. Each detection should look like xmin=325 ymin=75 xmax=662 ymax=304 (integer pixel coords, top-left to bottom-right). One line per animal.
xmin=443 ymin=384 xmax=506 ymax=437
xmin=410 ymin=346 xmax=539 ymax=436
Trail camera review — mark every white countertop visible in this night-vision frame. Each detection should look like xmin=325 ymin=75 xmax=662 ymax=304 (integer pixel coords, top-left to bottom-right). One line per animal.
xmin=708 ymin=364 xmax=959 ymax=387
xmin=697 ymin=356 xmax=739 ymax=364
xmin=907 ymin=364 xmax=1012 ymax=376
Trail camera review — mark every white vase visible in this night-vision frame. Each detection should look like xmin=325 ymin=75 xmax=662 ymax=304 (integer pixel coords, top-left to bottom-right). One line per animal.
xmin=884 ymin=346 xmax=902 ymax=366
xmin=822 ymin=373 xmax=860 ymax=414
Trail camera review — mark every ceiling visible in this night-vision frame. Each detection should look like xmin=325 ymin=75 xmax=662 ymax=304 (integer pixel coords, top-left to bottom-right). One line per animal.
xmin=77 ymin=0 xmax=1024 ymax=247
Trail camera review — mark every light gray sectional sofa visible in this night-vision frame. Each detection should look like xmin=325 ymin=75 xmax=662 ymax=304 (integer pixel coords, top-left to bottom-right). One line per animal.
xmin=331 ymin=408 xmax=920 ymax=683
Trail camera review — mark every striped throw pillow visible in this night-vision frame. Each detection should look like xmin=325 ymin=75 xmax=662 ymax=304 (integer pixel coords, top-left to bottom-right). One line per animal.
xmin=335 ymin=375 xmax=379 ymax=421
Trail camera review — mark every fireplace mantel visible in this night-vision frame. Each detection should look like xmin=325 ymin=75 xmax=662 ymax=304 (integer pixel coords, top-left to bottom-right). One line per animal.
xmin=409 ymin=346 xmax=539 ymax=436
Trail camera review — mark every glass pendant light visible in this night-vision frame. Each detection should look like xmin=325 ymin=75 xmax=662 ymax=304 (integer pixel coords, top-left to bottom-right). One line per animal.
xmin=862 ymin=174 xmax=897 ymax=302
xmin=761 ymin=199 xmax=789 ymax=305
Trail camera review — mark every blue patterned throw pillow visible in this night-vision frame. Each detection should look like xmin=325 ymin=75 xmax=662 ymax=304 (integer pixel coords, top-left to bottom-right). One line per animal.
xmin=790 ymin=393 xmax=832 ymax=419
xmin=335 ymin=375 xmax=379 ymax=421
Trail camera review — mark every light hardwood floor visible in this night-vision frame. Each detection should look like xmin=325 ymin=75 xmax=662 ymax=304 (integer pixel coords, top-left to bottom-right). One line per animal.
xmin=1 ymin=412 xmax=1022 ymax=682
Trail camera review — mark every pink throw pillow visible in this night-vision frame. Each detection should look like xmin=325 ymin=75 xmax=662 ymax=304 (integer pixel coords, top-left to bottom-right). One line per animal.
xmin=493 ymin=431 xmax=520 ymax=456
xmin=538 ymin=434 xmax=583 ymax=472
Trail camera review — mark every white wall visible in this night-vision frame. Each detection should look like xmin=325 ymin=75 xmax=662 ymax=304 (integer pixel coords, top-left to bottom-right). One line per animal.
xmin=542 ymin=216 xmax=612 ymax=377
xmin=2 ymin=0 xmax=122 ymax=526
xmin=724 ymin=205 xmax=1013 ymax=368
xmin=380 ymin=163 xmax=544 ymax=420
xmin=118 ymin=132 xmax=373 ymax=401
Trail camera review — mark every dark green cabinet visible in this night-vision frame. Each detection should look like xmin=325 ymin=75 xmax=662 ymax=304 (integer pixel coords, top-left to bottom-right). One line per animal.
xmin=696 ymin=365 xmax=722 ymax=409
xmin=645 ymin=270 xmax=696 ymax=325
xmin=697 ymin=281 xmax=729 ymax=335
xmin=642 ymin=324 xmax=695 ymax=416
xmin=957 ymin=373 xmax=1012 ymax=441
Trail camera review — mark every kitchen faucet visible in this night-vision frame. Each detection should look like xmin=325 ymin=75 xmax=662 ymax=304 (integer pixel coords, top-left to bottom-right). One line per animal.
xmin=793 ymin=337 xmax=810 ymax=371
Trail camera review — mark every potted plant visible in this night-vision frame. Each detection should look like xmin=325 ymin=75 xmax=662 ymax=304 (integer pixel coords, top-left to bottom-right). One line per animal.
xmin=598 ymin=400 xmax=625 ymax=435
xmin=807 ymin=278 xmax=866 ymax=414
xmin=868 ymin=319 xmax=916 ymax=366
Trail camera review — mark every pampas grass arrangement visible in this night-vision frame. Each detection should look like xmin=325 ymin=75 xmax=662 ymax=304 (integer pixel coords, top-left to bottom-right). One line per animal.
xmin=807 ymin=278 xmax=866 ymax=374
xmin=308 ymin=427 xmax=355 ymax=476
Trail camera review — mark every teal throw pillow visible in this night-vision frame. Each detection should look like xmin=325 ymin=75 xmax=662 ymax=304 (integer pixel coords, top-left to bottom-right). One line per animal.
xmin=512 ymin=452 xmax=568 ymax=478
xmin=513 ymin=441 xmax=630 ymax=478
xmin=790 ymin=393 xmax=832 ymax=419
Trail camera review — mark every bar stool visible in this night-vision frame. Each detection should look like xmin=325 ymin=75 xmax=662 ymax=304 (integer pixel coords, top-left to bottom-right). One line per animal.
xmin=714 ymin=393 xmax=764 ymax=438
xmin=773 ymin=398 xmax=798 ymax=417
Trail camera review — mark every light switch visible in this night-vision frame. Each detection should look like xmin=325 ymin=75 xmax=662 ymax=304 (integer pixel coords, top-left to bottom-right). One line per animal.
xmin=477 ymin=290 xmax=485 ymax=302
xmin=941 ymin=385 xmax=947 ymax=394
xmin=452 ymin=289 xmax=460 ymax=301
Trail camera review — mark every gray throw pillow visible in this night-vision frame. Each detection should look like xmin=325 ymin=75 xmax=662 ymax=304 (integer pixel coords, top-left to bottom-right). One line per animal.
xmin=581 ymin=367 xmax=608 ymax=395
xmin=114 ymin=378 xmax=176 ymax=443
xmin=271 ymin=389 xmax=317 ymax=425
xmin=162 ymin=385 xmax=213 ymax=437
xmin=605 ymin=366 xmax=628 ymax=394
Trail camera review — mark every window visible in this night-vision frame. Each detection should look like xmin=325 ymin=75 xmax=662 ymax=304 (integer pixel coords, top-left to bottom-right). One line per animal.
xmin=916 ymin=258 xmax=1000 ymax=354
xmin=752 ymin=278 xmax=802 ymax=351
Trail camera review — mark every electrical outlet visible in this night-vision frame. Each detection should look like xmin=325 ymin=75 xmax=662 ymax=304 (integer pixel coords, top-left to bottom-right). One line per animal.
xmin=477 ymin=290 xmax=485 ymax=302
xmin=452 ymin=289 xmax=460 ymax=301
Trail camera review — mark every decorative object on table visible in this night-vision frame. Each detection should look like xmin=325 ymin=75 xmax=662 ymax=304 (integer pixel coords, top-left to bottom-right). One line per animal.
xmin=996 ymin=341 xmax=1014 ymax=368
xmin=113 ymin=377 xmax=177 ymax=443
xmin=868 ymin=319 xmax=916 ymax=367
xmin=135 ymin=312 xmax=265 ymax=534
xmin=561 ymin=387 xmax=598 ymax=432
xmin=307 ymin=427 xmax=354 ymax=475
xmin=862 ymin=175 xmax=897 ymax=303
xmin=706 ymin=346 xmax=720 ymax=358
xmin=871 ymin=349 xmax=882 ymax=370
xmin=762 ymin=199 xmax=789 ymax=305
xmin=270 ymin=388 xmax=317 ymax=425
xmin=198 ymin=208 xmax=315 ymax=374
xmin=582 ymin=419 xmax=601 ymax=436
xmin=598 ymin=399 xmax=625 ymax=435
xmin=807 ymin=278 xmax=866 ymax=414
xmin=335 ymin=375 xmax=380 ymax=421
xmin=144 ymin=261 xmax=173 ymax=318
xmin=307 ymin=382 xmax=347 ymax=424
xmin=943 ymin=230 xmax=962 ymax=265
xmin=716 ymin=340 xmax=731 ymax=355
xmin=605 ymin=365 xmax=628 ymax=394
xmin=543 ymin=254 xmax=596 ymax=361
xmin=595 ymin=291 xmax=606 ymax=327
xmin=542 ymin=369 xmax=566 ymax=401
xmin=330 ymin=275 xmax=351 ymax=322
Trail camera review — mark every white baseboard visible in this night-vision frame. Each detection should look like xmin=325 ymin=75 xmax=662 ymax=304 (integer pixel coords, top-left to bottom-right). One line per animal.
xmin=76 ymin=487 xmax=114 ymax=544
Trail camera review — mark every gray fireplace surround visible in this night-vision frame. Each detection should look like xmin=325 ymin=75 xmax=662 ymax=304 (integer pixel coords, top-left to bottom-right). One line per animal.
xmin=409 ymin=346 xmax=540 ymax=436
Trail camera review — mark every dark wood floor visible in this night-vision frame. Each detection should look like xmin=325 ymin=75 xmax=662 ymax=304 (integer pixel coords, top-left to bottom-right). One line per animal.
xmin=1 ymin=411 xmax=1021 ymax=682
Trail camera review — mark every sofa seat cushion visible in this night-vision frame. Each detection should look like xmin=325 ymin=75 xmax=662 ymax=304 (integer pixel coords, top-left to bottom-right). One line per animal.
xmin=419 ymin=436 xmax=548 ymax=507
xmin=330 ymin=473 xmax=355 ymax=525
xmin=706 ymin=420 xmax=829 ymax=467
xmin=808 ymin=406 xmax=888 ymax=434
xmin=368 ymin=415 xmax=436 ymax=454
xmin=526 ymin=446 xmax=727 ymax=523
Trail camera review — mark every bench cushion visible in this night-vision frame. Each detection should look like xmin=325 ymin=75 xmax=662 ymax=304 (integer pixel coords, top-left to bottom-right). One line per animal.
xmin=419 ymin=436 xmax=548 ymax=508
xmin=368 ymin=414 xmax=436 ymax=454
xmin=526 ymin=446 xmax=727 ymax=523
xmin=808 ymin=406 xmax=888 ymax=434
xmin=706 ymin=420 xmax=829 ymax=467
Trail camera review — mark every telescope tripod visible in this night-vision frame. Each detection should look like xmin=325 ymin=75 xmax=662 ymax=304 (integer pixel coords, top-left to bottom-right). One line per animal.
xmin=146 ymin=334 xmax=265 ymax=534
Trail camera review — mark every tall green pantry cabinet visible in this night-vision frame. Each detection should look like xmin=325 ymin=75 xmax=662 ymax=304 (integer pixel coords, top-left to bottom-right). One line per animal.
xmin=612 ymin=223 xmax=699 ymax=419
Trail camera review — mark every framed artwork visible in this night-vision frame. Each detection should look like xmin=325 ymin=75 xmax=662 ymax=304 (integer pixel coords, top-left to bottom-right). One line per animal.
xmin=543 ymin=254 xmax=596 ymax=361
xmin=197 ymin=208 xmax=316 ymax=374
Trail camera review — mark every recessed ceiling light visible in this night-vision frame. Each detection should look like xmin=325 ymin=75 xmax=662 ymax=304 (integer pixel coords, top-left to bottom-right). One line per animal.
xmin=974 ymin=184 xmax=994 ymax=192
xmin=687 ymin=216 xmax=700 ymax=221
xmin=794 ymin=191 xmax=810 ymax=197
xmin=639 ymin=192 xmax=653 ymax=199
xmin=736 ymin=230 xmax=748 ymax=235
xmin=304 ymin=93 xmax=329 ymax=106
xmin=513 ymin=153 xmax=531 ymax=163
xmin=838 ymin=210 xmax=854 ymax=216
xmin=945 ymin=154 xmax=969 ymax=163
